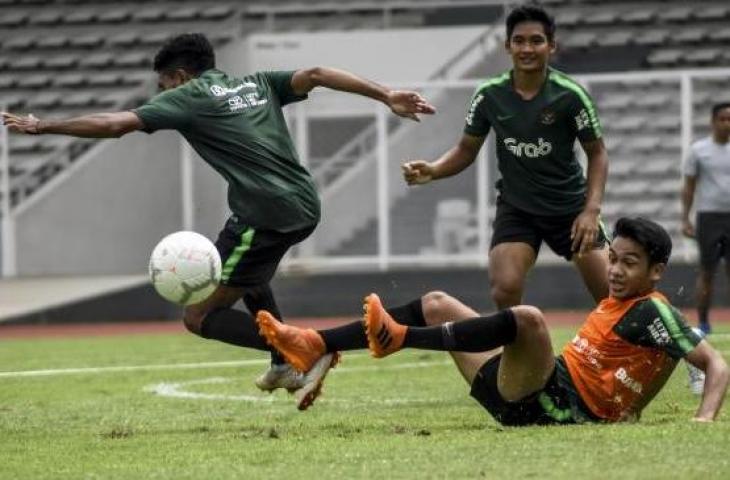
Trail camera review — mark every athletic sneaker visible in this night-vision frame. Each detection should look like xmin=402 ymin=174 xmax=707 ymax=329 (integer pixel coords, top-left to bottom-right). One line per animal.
xmin=294 ymin=352 xmax=341 ymax=411
xmin=256 ymin=310 xmax=326 ymax=372
xmin=363 ymin=293 xmax=407 ymax=358
xmin=687 ymin=363 xmax=705 ymax=396
xmin=254 ymin=363 xmax=305 ymax=393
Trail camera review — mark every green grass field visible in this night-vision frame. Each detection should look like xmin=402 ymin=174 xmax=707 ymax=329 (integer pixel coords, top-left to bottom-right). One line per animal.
xmin=1 ymin=325 xmax=729 ymax=479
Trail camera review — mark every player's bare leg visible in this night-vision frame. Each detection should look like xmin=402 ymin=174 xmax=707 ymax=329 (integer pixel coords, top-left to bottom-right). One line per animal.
xmin=573 ymin=245 xmax=610 ymax=303
xmin=496 ymin=306 xmax=555 ymax=401
xmin=419 ymin=291 xmax=502 ymax=384
xmin=488 ymin=242 xmax=537 ymax=309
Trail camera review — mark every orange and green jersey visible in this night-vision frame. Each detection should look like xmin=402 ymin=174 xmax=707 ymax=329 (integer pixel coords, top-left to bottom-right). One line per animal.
xmin=561 ymin=291 xmax=701 ymax=421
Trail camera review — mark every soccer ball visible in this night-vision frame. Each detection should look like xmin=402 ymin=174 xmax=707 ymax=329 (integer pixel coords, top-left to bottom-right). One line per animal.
xmin=148 ymin=231 xmax=222 ymax=306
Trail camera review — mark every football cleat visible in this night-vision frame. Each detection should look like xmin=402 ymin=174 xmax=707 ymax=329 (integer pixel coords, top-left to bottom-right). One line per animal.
xmin=363 ymin=293 xmax=407 ymax=358
xmin=256 ymin=310 xmax=327 ymax=372
xmin=295 ymin=352 xmax=341 ymax=411
xmin=254 ymin=363 xmax=305 ymax=393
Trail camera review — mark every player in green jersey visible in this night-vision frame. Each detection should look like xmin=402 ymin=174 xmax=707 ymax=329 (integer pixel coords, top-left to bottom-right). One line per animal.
xmin=402 ymin=4 xmax=610 ymax=311
xmin=2 ymin=33 xmax=435 ymax=409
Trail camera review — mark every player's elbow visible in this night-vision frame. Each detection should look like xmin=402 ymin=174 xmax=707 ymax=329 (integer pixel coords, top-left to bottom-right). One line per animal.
xmin=304 ymin=67 xmax=326 ymax=87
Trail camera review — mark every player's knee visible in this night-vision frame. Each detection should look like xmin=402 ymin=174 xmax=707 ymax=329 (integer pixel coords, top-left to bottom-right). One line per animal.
xmin=421 ymin=290 xmax=452 ymax=325
xmin=182 ymin=307 xmax=205 ymax=336
xmin=490 ymin=281 xmax=523 ymax=308
xmin=511 ymin=305 xmax=546 ymax=334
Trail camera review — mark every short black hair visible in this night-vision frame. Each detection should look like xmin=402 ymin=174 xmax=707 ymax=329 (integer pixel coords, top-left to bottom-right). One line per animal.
xmin=613 ymin=217 xmax=672 ymax=265
xmin=711 ymin=102 xmax=730 ymax=119
xmin=153 ymin=33 xmax=215 ymax=76
xmin=506 ymin=3 xmax=556 ymax=42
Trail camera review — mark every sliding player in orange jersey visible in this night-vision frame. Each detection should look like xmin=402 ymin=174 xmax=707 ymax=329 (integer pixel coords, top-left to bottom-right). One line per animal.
xmin=258 ymin=217 xmax=728 ymax=423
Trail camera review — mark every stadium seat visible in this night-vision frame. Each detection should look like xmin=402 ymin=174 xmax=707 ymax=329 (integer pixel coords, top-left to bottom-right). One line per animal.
xmin=9 ymin=55 xmax=43 ymax=70
xmin=64 ymin=9 xmax=97 ymax=25
xmin=18 ymin=73 xmax=52 ymax=89
xmin=0 ymin=10 xmax=28 ymax=27
xmin=596 ymin=30 xmax=633 ymax=48
xmin=694 ymin=4 xmax=730 ymax=21
xmin=44 ymin=54 xmax=79 ymax=70
xmin=634 ymin=29 xmax=669 ymax=46
xmin=646 ymin=49 xmax=683 ymax=67
xmin=165 ymin=6 xmax=201 ymax=21
xmin=708 ymin=26 xmax=730 ymax=42
xmin=25 ymin=92 xmax=62 ymax=110
xmin=78 ymin=52 xmax=114 ymax=68
xmin=60 ymin=92 xmax=96 ymax=109
xmin=200 ymin=5 xmax=235 ymax=21
xmin=432 ymin=198 xmax=477 ymax=254
xmin=114 ymin=52 xmax=149 ymax=68
xmin=36 ymin=35 xmax=69 ymax=49
xmin=29 ymin=8 xmax=64 ymax=25
xmin=684 ymin=48 xmax=721 ymax=65
xmin=54 ymin=73 xmax=87 ymax=88
xmin=583 ymin=10 xmax=618 ymax=26
xmin=620 ymin=7 xmax=657 ymax=24
xmin=69 ymin=33 xmax=104 ymax=49
xmin=0 ymin=75 xmax=16 ymax=89
xmin=4 ymin=34 xmax=36 ymax=50
xmin=562 ymin=31 xmax=597 ymax=49
xmin=657 ymin=6 xmax=694 ymax=23
xmin=97 ymin=7 xmax=131 ymax=23
xmin=86 ymin=72 xmax=122 ymax=87
xmin=107 ymin=31 xmax=139 ymax=47
xmin=674 ymin=27 xmax=708 ymax=44
xmin=139 ymin=31 xmax=171 ymax=46
xmin=633 ymin=92 xmax=673 ymax=109
xmin=132 ymin=7 xmax=165 ymax=22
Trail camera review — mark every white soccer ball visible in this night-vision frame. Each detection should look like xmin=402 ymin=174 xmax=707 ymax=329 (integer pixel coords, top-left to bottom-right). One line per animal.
xmin=148 ymin=231 xmax=222 ymax=306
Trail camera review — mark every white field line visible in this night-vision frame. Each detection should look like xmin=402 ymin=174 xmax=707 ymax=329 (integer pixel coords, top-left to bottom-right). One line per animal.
xmin=146 ymin=360 xmax=453 ymax=404
xmin=0 ymin=353 xmax=452 ymax=379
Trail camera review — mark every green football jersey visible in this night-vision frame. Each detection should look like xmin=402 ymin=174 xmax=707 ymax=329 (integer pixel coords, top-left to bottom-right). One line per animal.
xmin=134 ymin=69 xmax=320 ymax=233
xmin=464 ymin=68 xmax=602 ymax=216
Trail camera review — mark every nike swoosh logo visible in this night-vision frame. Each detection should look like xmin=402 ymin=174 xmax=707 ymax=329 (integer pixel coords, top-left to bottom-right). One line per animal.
xmin=497 ymin=114 xmax=514 ymax=121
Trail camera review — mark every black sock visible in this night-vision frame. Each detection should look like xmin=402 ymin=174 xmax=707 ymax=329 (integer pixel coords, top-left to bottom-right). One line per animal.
xmin=319 ymin=321 xmax=367 ymax=352
xmin=387 ymin=299 xmax=426 ymax=327
xmin=403 ymin=309 xmax=517 ymax=352
xmin=698 ymin=306 xmax=709 ymax=326
xmin=317 ymin=299 xmax=426 ymax=352
xmin=200 ymin=308 xmax=270 ymax=351
xmin=242 ymin=285 xmax=286 ymax=365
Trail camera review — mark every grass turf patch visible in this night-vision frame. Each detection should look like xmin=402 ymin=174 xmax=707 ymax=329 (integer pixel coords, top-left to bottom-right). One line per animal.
xmin=1 ymin=326 xmax=729 ymax=479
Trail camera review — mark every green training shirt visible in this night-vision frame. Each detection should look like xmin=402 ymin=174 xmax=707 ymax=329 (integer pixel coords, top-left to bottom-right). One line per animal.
xmin=134 ymin=69 xmax=320 ymax=233
xmin=464 ymin=68 xmax=602 ymax=216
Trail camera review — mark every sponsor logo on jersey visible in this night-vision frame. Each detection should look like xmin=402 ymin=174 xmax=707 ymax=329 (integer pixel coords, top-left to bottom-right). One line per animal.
xmin=465 ymin=94 xmax=484 ymax=126
xmin=503 ymin=137 xmax=553 ymax=158
xmin=210 ymin=82 xmax=258 ymax=97
xmin=227 ymin=93 xmax=268 ymax=112
xmin=648 ymin=317 xmax=671 ymax=345
xmin=571 ymin=335 xmax=603 ymax=369
xmin=540 ymin=108 xmax=556 ymax=125
xmin=614 ymin=367 xmax=643 ymax=394
xmin=575 ymin=109 xmax=591 ymax=131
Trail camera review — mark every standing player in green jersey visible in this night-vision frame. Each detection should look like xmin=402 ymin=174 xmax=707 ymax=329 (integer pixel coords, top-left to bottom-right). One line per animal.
xmin=403 ymin=4 xmax=610 ymax=310
xmin=2 ymin=33 xmax=435 ymax=408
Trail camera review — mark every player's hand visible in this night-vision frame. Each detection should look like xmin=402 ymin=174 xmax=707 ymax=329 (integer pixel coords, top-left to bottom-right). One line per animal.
xmin=402 ymin=161 xmax=435 ymax=185
xmin=682 ymin=219 xmax=695 ymax=238
xmin=387 ymin=91 xmax=436 ymax=122
xmin=1 ymin=112 xmax=41 ymax=134
xmin=571 ymin=207 xmax=600 ymax=256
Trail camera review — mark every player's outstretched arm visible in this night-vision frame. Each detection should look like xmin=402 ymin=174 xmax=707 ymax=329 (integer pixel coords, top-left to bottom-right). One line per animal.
xmin=571 ymin=138 xmax=608 ymax=255
xmin=686 ymin=340 xmax=730 ymax=422
xmin=290 ymin=67 xmax=435 ymax=122
xmin=402 ymin=133 xmax=483 ymax=186
xmin=2 ymin=111 xmax=143 ymax=138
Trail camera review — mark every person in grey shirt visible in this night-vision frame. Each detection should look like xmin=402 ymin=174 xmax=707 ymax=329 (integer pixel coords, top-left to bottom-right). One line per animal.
xmin=682 ymin=102 xmax=730 ymax=335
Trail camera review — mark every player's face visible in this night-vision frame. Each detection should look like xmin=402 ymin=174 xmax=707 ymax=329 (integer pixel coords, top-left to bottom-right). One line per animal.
xmin=506 ymin=22 xmax=555 ymax=73
xmin=157 ymin=70 xmax=191 ymax=92
xmin=607 ymin=236 xmax=664 ymax=299
xmin=711 ymin=107 xmax=730 ymax=138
